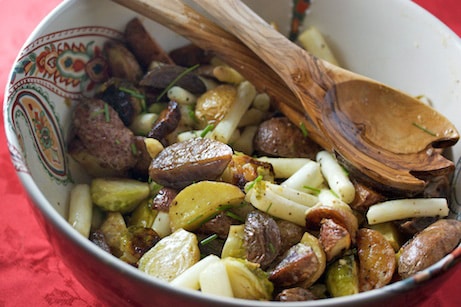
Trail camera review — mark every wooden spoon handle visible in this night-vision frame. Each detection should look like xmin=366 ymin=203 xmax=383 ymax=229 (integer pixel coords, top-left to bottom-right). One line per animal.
xmin=112 ymin=0 xmax=328 ymax=145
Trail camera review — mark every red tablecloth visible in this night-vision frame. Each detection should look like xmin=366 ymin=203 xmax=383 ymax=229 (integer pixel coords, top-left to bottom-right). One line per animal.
xmin=1 ymin=0 xmax=460 ymax=306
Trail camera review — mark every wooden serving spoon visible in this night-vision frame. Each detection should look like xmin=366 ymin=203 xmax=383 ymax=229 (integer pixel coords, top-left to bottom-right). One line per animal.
xmin=113 ymin=0 xmax=458 ymax=194
xmin=190 ymin=0 xmax=459 ymax=193
xmin=111 ymin=0 xmax=330 ymax=149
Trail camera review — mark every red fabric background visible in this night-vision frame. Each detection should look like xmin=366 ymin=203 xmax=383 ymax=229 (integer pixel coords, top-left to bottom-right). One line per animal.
xmin=0 ymin=0 xmax=460 ymax=306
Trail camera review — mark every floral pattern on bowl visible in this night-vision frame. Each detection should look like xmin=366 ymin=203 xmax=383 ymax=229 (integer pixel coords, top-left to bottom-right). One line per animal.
xmin=6 ymin=26 xmax=121 ymax=184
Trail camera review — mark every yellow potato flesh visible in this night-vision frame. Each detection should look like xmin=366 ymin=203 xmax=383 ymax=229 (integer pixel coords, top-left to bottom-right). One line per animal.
xmin=169 ymin=181 xmax=245 ymax=232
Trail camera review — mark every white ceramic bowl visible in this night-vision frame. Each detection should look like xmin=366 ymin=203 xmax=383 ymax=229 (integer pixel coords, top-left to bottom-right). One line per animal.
xmin=4 ymin=0 xmax=461 ymax=306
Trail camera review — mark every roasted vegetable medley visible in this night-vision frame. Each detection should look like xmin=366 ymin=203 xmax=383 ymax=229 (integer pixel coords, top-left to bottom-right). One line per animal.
xmin=67 ymin=18 xmax=461 ymax=301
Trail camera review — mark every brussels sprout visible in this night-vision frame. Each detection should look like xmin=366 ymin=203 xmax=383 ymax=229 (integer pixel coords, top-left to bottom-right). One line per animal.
xmin=119 ymin=225 xmax=161 ymax=264
xmin=98 ymin=212 xmax=127 ymax=257
xmin=129 ymin=199 xmax=158 ymax=228
xmin=138 ymin=229 xmax=200 ymax=282
xmin=325 ymin=253 xmax=359 ymax=297
xmin=221 ymin=225 xmax=246 ymax=259
xmin=91 ymin=177 xmax=150 ymax=213
xmin=221 ymin=257 xmax=273 ymax=300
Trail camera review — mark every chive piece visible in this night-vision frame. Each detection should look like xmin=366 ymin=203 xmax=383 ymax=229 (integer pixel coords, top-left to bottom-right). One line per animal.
xmin=330 ymin=189 xmax=340 ymax=199
xmin=412 ymin=122 xmax=436 ymax=136
xmin=299 ymin=121 xmax=308 ymax=137
xmin=188 ymin=105 xmax=198 ymax=123
xmin=114 ymin=139 xmax=121 ymax=145
xmin=119 ymin=86 xmax=146 ymax=112
xmin=268 ymin=242 xmax=276 ymax=254
xmin=245 ymin=175 xmax=263 ymax=191
xmin=225 ymin=211 xmax=245 ymax=223
xmin=266 ymin=202 xmax=273 ymax=213
xmin=303 ymin=185 xmax=321 ymax=195
xmin=156 ymin=64 xmax=200 ymax=102
xmin=130 ymin=143 xmax=138 ymax=155
xmin=187 ymin=214 xmax=204 ymax=226
xmin=200 ymin=124 xmax=214 ymax=138
xmin=200 ymin=233 xmax=218 ymax=246
xmin=104 ymin=103 xmax=110 ymax=122
xmin=119 ymin=86 xmax=145 ymax=99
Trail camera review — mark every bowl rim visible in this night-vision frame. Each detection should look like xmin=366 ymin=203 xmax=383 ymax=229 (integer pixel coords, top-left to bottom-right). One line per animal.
xmin=3 ymin=0 xmax=461 ymax=305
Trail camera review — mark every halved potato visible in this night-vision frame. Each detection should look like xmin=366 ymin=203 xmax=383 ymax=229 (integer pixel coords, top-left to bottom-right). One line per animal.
xmin=169 ymin=181 xmax=245 ymax=231
xmin=357 ymin=228 xmax=396 ymax=291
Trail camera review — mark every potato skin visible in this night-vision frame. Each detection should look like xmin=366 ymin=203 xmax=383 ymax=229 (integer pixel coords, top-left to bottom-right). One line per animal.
xmin=357 ymin=228 xmax=396 ymax=291
xmin=398 ymin=219 xmax=461 ymax=279
xmin=149 ymin=138 xmax=233 ymax=189
xmin=253 ymin=117 xmax=321 ymax=159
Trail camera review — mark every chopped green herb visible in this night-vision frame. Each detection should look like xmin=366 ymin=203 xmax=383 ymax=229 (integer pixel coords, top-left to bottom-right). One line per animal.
xmin=103 ymin=103 xmax=110 ymax=122
xmin=245 ymin=175 xmax=263 ymax=191
xmin=330 ymin=189 xmax=340 ymax=199
xmin=187 ymin=104 xmax=198 ymax=123
xmin=200 ymin=124 xmax=214 ymax=138
xmin=299 ymin=121 xmax=308 ymax=137
xmin=130 ymin=143 xmax=138 ymax=155
xmin=119 ymin=87 xmax=147 ymax=112
xmin=217 ymin=204 xmax=236 ymax=212
xmin=225 ymin=211 xmax=245 ymax=223
xmin=157 ymin=64 xmax=200 ymax=102
xmin=412 ymin=122 xmax=436 ymax=136
xmin=119 ymin=86 xmax=145 ymax=99
xmin=266 ymin=202 xmax=273 ymax=213
xmin=114 ymin=139 xmax=121 ymax=145
xmin=90 ymin=109 xmax=104 ymax=118
xmin=200 ymin=233 xmax=218 ymax=246
xmin=303 ymin=185 xmax=321 ymax=195
xmin=186 ymin=214 xmax=204 ymax=226
xmin=268 ymin=242 xmax=276 ymax=254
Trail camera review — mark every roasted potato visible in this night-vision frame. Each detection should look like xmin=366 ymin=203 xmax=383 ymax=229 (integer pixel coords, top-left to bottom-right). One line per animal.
xmin=356 ymin=228 xmax=396 ymax=291
xmin=169 ymin=181 xmax=245 ymax=232
xmin=398 ymin=219 xmax=461 ymax=279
